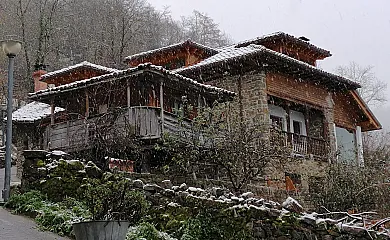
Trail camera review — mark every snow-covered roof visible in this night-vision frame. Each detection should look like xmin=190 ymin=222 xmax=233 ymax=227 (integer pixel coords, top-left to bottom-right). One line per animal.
xmin=174 ymin=45 xmax=260 ymax=71
xmin=124 ymin=39 xmax=219 ymax=63
xmin=235 ymin=31 xmax=331 ymax=57
xmin=29 ymin=64 xmax=235 ymax=100
xmin=11 ymin=101 xmax=64 ymax=123
xmin=40 ymin=61 xmax=119 ymax=82
xmin=175 ymin=44 xmax=360 ymax=89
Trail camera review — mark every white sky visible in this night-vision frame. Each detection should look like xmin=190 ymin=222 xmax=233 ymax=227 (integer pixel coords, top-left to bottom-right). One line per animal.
xmin=148 ymin=0 xmax=390 ymax=129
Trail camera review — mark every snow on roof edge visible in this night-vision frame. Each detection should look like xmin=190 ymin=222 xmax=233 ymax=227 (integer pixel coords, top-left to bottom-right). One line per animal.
xmin=173 ymin=45 xmax=263 ymax=73
xmin=175 ymin=44 xmax=360 ymax=89
xmin=124 ymin=39 xmax=219 ymax=62
xmin=29 ymin=64 xmax=235 ymax=100
xmin=40 ymin=61 xmax=119 ymax=80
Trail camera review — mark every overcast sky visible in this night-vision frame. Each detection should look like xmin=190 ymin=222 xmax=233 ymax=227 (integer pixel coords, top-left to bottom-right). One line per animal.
xmin=148 ymin=0 xmax=390 ymax=129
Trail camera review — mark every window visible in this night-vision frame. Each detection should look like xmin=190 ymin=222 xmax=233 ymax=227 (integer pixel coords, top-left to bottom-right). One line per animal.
xmin=293 ymin=120 xmax=301 ymax=135
xmin=336 ymin=127 xmax=357 ymax=163
xmin=289 ymin=110 xmax=306 ymax=136
xmin=268 ymin=104 xmax=287 ymax=131
xmin=270 ymin=115 xmax=284 ymax=130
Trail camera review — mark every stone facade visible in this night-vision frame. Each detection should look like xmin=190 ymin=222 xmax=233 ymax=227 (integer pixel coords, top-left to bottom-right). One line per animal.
xmin=325 ymin=92 xmax=337 ymax=161
xmin=206 ymin=71 xmax=268 ymax=126
xmin=206 ymin=71 xmax=338 ymax=193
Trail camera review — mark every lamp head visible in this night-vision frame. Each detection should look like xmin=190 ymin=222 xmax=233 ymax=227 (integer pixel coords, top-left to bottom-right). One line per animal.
xmin=0 ymin=40 xmax=22 ymax=57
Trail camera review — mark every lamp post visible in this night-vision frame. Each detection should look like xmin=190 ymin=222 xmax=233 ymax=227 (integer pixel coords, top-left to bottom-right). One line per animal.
xmin=1 ymin=39 xmax=22 ymax=201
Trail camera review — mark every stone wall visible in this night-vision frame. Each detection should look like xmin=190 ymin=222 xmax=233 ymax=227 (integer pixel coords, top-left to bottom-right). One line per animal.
xmin=13 ymin=123 xmax=43 ymax=178
xmin=21 ymin=150 xmax=50 ymax=190
xmin=325 ymin=93 xmax=337 ymax=161
xmin=206 ymin=71 xmax=268 ymax=125
xmin=20 ymin=151 xmax=389 ymax=239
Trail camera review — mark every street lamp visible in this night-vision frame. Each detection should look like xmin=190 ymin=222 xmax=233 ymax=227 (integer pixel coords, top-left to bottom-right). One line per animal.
xmin=1 ymin=39 xmax=22 ymax=201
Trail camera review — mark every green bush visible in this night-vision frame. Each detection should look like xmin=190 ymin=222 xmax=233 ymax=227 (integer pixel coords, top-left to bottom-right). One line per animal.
xmin=127 ymin=222 xmax=168 ymax=240
xmin=79 ymin=177 xmax=149 ymax=223
xmin=40 ymin=159 xmax=86 ymax=201
xmin=178 ymin=211 xmax=253 ymax=240
xmin=146 ymin=204 xmax=191 ymax=234
xmin=5 ymin=191 xmax=90 ymax=237
xmin=5 ymin=190 xmax=45 ymax=216
xmin=35 ymin=199 xmax=91 ymax=236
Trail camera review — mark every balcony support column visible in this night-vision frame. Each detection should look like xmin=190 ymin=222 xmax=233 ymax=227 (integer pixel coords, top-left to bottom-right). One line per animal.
xmin=356 ymin=126 xmax=364 ymax=166
xmin=50 ymin=98 xmax=55 ymax=125
xmin=85 ymin=90 xmax=89 ymax=118
xmin=127 ymin=80 xmax=131 ymax=108
xmin=160 ymin=81 xmax=164 ymax=133
xmin=285 ymin=103 xmax=292 ymax=143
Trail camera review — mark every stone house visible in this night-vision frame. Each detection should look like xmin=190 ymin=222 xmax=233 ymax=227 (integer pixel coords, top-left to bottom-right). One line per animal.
xmin=14 ymin=32 xmax=380 ymax=187
xmin=122 ymin=32 xmax=381 ymax=187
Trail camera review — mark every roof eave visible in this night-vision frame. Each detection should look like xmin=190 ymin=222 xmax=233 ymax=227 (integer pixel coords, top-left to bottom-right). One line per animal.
xmin=177 ymin=49 xmax=359 ymax=90
xmin=350 ymin=90 xmax=382 ymax=131
xmin=30 ymin=64 xmax=235 ymax=102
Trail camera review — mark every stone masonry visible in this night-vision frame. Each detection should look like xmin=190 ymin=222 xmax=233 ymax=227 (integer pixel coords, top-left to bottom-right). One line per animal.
xmin=207 ymin=71 xmax=268 ymax=126
xmin=207 ymin=71 xmax=335 ymax=193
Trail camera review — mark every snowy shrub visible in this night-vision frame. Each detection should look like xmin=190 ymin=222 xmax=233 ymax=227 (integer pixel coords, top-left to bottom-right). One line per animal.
xmin=308 ymin=163 xmax=390 ymax=216
xmin=178 ymin=211 xmax=252 ymax=240
xmin=126 ymin=222 xmax=176 ymax=240
xmin=5 ymin=191 xmax=91 ymax=237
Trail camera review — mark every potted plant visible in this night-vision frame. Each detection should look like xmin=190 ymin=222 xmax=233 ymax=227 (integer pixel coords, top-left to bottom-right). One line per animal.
xmin=73 ymin=176 xmax=149 ymax=240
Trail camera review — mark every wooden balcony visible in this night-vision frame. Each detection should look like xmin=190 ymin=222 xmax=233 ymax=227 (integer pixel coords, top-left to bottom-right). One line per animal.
xmin=44 ymin=106 xmax=186 ymax=152
xmin=271 ymin=130 xmax=328 ymax=158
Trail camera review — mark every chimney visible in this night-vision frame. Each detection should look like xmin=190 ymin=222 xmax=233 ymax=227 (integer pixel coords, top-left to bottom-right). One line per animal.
xmin=33 ymin=64 xmax=47 ymax=92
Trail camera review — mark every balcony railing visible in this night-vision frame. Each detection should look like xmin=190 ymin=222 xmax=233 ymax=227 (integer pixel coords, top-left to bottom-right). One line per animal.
xmin=44 ymin=106 xmax=192 ymax=152
xmin=271 ymin=130 xmax=328 ymax=158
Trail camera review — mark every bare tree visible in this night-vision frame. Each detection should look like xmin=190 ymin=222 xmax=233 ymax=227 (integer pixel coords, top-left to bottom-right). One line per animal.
xmin=363 ymin=130 xmax=390 ymax=168
xmin=0 ymin=0 xmax=231 ymax=98
xmin=336 ymin=62 xmax=387 ymax=106
xmin=181 ymin=10 xmax=232 ymax=47
xmin=161 ymin=104 xmax=291 ymax=193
